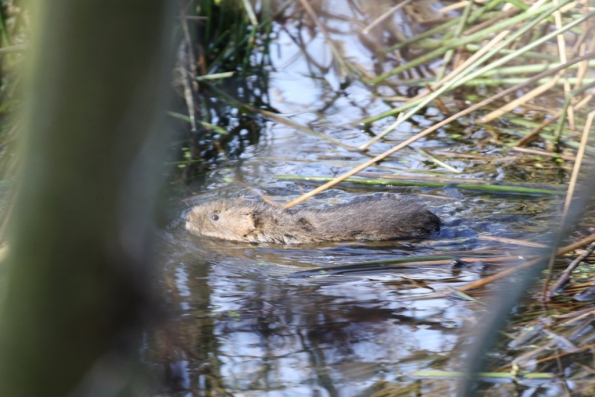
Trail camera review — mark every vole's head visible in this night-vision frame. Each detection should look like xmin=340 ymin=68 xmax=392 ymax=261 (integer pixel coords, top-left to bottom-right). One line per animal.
xmin=185 ymin=199 xmax=256 ymax=241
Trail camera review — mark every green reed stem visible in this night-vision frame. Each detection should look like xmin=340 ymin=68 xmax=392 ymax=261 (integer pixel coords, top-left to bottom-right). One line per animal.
xmin=276 ymin=175 xmax=564 ymax=195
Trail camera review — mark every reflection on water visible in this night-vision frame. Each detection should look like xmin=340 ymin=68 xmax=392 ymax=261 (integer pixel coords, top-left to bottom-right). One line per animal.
xmin=154 ymin=234 xmax=475 ymax=396
xmin=150 ymin=189 xmax=557 ymax=396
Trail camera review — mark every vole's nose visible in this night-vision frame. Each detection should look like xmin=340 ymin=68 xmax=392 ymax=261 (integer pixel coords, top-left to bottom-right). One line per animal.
xmin=185 ymin=212 xmax=191 ymax=222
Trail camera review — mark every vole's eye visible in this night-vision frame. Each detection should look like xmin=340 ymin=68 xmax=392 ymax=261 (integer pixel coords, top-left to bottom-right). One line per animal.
xmin=211 ymin=214 xmax=219 ymax=221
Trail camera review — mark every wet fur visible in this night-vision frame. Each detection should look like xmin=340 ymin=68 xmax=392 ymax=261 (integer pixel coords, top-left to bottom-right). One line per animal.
xmin=185 ymin=195 xmax=440 ymax=244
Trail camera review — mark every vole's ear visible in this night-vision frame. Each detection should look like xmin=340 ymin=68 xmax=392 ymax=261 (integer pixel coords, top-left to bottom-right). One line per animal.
xmin=233 ymin=196 xmax=247 ymax=207
xmin=238 ymin=210 xmax=256 ymax=232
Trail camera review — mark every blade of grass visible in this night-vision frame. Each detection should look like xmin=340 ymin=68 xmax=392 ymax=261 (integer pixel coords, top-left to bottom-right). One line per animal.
xmin=385 ymin=0 xmax=504 ymax=53
xmin=412 ymin=370 xmax=554 ymax=379
xmin=435 ymin=0 xmax=474 ymax=81
xmin=168 ymin=111 xmax=228 ymax=134
xmin=415 ymin=148 xmax=462 ymax=173
xmin=195 ymin=71 xmax=235 ymax=81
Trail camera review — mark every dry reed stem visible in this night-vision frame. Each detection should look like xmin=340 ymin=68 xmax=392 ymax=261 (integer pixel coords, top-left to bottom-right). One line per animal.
xmin=513 ymin=94 xmax=593 ymax=146
xmin=180 ymin=21 xmax=198 ymax=131
xmin=562 ymin=110 xmax=595 ymax=217
xmin=520 ymin=342 xmax=595 ymax=369
xmin=576 ymin=0 xmax=595 ymax=90
xmin=478 ymin=73 xmax=561 ymax=123
xmin=424 ymin=84 xmax=450 ymax=114
xmin=439 ymin=1 xmax=469 ymax=13
xmin=298 ymin=0 xmax=347 ymax=75
xmin=457 ymin=257 xmax=543 ymax=292
xmin=515 ymin=92 xmax=593 ymax=146
xmin=478 ymin=235 xmax=548 ymax=248
xmin=333 ymin=256 xmax=531 ymax=274
xmin=540 ymin=253 xmax=557 ymax=300
xmin=380 ymin=256 xmax=520 ymax=271
xmin=463 ymin=8 xmax=519 ymax=36
xmin=575 ymin=42 xmax=588 ymax=90
xmin=577 ymin=36 xmax=595 ymax=88
xmin=553 ymin=0 xmax=575 ymax=130
xmin=511 ymin=146 xmax=579 ymax=162
xmin=283 ymin=52 xmax=595 ymax=209
xmin=546 ymin=242 xmax=595 ymax=299
xmin=240 ymin=0 xmax=258 ymax=26
xmin=362 ymin=0 xmax=413 ymax=35
xmin=439 ymin=31 xmax=508 ymax=87
xmin=230 ymin=179 xmax=284 ymax=208
xmin=511 ymin=339 xmax=561 ymax=368
xmin=515 ymin=113 xmax=562 ymax=146
xmin=458 ymin=232 xmax=595 ymax=292
xmin=415 ymin=148 xmax=462 ymax=173
xmin=556 ymin=307 xmax=595 ymax=322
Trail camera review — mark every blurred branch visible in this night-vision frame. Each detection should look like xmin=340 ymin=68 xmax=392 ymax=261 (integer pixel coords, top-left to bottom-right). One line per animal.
xmin=0 ymin=0 xmax=174 ymax=395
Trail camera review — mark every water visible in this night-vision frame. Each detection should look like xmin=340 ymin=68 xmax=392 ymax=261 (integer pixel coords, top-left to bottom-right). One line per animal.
xmin=151 ymin=1 xmax=580 ymax=395
xmin=154 ymin=124 xmax=564 ymax=396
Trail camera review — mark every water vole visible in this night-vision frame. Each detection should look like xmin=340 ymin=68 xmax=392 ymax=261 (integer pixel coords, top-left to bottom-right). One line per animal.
xmin=185 ymin=195 xmax=440 ymax=244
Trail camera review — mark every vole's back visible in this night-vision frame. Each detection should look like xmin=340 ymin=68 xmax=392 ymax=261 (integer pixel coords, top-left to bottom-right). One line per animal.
xmin=185 ymin=195 xmax=440 ymax=244
xmin=293 ymin=195 xmax=439 ymax=241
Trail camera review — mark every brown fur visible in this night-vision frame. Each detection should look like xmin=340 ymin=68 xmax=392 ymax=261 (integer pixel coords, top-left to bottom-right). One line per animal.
xmin=185 ymin=195 xmax=440 ymax=244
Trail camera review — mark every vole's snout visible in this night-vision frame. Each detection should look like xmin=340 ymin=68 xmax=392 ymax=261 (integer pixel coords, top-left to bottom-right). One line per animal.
xmin=185 ymin=211 xmax=192 ymax=223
